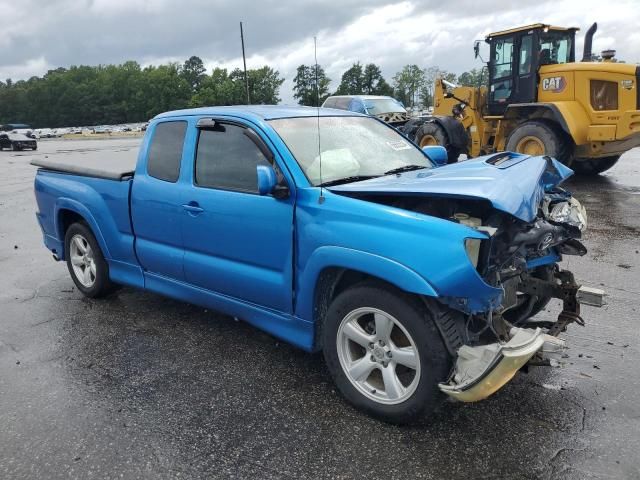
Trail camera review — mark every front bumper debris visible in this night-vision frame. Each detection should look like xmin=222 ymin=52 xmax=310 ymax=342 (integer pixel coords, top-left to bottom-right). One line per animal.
xmin=439 ymin=328 xmax=565 ymax=402
xmin=439 ymin=272 xmax=606 ymax=402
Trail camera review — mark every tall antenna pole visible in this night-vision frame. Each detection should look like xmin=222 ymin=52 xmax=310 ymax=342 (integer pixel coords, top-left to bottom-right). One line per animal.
xmin=240 ymin=21 xmax=250 ymax=105
xmin=314 ymin=36 xmax=324 ymax=204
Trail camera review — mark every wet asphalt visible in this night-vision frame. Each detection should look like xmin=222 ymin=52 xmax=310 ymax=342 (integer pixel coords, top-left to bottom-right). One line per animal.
xmin=0 ymin=138 xmax=639 ymax=479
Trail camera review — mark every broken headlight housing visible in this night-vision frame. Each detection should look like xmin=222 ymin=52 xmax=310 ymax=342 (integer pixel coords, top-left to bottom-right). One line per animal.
xmin=547 ymin=197 xmax=587 ymax=231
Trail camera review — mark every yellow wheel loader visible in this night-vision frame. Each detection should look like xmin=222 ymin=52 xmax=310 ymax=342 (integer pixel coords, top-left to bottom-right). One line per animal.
xmin=413 ymin=23 xmax=640 ymax=174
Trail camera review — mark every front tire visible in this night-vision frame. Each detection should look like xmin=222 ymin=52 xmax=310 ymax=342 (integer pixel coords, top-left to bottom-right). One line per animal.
xmin=571 ymin=155 xmax=620 ymax=175
xmin=64 ymin=222 xmax=115 ymax=298
xmin=414 ymin=122 xmax=460 ymax=163
xmin=322 ymin=283 xmax=451 ymax=424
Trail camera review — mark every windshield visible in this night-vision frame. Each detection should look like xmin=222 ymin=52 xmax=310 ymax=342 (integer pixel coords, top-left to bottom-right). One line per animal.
xmin=269 ymin=116 xmax=431 ymax=186
xmin=363 ymin=98 xmax=406 ymax=115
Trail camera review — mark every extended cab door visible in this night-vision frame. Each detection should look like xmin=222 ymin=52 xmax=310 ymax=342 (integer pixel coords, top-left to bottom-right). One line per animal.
xmin=131 ymin=120 xmax=189 ymax=280
xmin=181 ymin=118 xmax=295 ymax=313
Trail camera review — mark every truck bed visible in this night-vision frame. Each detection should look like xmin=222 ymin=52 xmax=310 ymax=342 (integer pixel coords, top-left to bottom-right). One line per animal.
xmin=31 ymin=144 xmax=138 ymax=180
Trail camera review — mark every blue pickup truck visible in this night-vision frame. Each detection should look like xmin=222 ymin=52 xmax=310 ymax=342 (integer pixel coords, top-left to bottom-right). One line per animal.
xmin=32 ymin=106 xmax=603 ymax=423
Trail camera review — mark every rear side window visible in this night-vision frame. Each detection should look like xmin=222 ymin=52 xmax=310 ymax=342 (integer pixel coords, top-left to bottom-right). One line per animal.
xmin=195 ymin=123 xmax=270 ymax=193
xmin=147 ymin=121 xmax=187 ymax=182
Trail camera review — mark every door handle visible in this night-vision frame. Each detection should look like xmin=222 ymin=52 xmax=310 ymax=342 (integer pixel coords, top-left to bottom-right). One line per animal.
xmin=182 ymin=202 xmax=204 ymax=215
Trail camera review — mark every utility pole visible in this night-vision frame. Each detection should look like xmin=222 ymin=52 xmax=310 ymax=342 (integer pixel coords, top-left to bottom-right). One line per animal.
xmin=240 ymin=21 xmax=250 ymax=105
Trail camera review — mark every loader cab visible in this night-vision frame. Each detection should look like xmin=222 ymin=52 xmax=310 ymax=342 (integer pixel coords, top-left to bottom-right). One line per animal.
xmin=485 ymin=24 xmax=577 ymax=115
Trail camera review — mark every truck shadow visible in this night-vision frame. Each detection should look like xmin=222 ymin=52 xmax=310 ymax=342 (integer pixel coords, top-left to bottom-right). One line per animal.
xmin=51 ymin=284 xmax=589 ymax=479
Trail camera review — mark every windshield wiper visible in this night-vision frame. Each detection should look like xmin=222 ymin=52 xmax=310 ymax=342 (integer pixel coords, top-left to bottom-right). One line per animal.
xmin=318 ymin=175 xmax=378 ymax=187
xmin=383 ymin=165 xmax=427 ymax=175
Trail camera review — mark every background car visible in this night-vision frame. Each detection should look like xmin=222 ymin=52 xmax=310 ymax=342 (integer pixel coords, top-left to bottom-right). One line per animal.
xmin=0 ymin=132 xmax=38 ymax=151
xmin=322 ymin=95 xmax=410 ymax=128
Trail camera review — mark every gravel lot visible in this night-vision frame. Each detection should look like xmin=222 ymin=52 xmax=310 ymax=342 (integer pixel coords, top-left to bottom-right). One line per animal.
xmin=1 ymin=138 xmax=639 ymax=479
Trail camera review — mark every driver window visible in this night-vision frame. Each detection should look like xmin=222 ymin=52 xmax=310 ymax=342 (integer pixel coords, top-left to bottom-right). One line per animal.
xmin=195 ymin=124 xmax=270 ymax=193
xmin=519 ymin=35 xmax=533 ymax=75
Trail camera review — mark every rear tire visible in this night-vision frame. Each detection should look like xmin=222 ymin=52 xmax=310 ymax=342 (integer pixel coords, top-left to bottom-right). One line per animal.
xmin=571 ymin=155 xmax=620 ymax=175
xmin=64 ymin=222 xmax=115 ymax=298
xmin=322 ymin=282 xmax=451 ymax=424
xmin=415 ymin=122 xmax=460 ymax=163
xmin=506 ymin=121 xmax=571 ymax=163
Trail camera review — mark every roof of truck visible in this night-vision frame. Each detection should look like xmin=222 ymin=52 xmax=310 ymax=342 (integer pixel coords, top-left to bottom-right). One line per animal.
xmin=486 ymin=24 xmax=578 ymax=39
xmin=154 ymin=105 xmax=358 ymax=121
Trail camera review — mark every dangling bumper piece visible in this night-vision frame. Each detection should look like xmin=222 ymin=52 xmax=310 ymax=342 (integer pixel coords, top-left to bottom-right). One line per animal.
xmin=439 ymin=328 xmax=564 ymax=402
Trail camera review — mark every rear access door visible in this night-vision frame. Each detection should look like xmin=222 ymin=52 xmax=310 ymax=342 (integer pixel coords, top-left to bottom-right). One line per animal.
xmin=131 ymin=119 xmax=190 ymax=280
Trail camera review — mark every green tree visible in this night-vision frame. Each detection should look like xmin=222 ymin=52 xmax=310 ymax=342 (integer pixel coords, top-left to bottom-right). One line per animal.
xmin=335 ymin=62 xmax=364 ymax=95
xmin=457 ymin=68 xmax=488 ymax=87
xmin=292 ymin=64 xmax=331 ymax=106
xmin=0 ymin=60 xmax=283 ymax=127
xmin=362 ymin=63 xmax=393 ymax=96
xmin=181 ymin=56 xmax=207 ymax=92
xmin=392 ymin=65 xmax=425 ymax=108
xmin=190 ymin=66 xmax=284 ymax=107
xmin=246 ymin=66 xmax=285 ymax=104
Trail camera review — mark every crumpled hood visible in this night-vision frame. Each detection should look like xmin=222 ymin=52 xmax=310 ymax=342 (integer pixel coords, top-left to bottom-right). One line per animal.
xmin=328 ymin=153 xmax=574 ymax=222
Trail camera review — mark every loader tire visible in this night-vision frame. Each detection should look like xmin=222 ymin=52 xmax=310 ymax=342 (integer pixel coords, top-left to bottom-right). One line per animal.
xmin=571 ymin=155 xmax=620 ymax=175
xmin=415 ymin=122 xmax=460 ymax=163
xmin=506 ymin=121 xmax=571 ymax=163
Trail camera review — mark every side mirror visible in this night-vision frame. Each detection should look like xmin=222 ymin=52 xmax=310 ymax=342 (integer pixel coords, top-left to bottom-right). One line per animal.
xmin=257 ymin=165 xmax=277 ymax=195
xmin=474 ymin=40 xmax=480 ymax=59
xmin=257 ymin=165 xmax=290 ymax=199
xmin=422 ymin=145 xmax=448 ymax=167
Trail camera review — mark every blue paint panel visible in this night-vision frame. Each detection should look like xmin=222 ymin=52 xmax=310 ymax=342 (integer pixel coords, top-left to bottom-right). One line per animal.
xmin=179 ymin=116 xmax=297 ymax=313
xmin=526 ymin=251 xmax=561 ymax=269
xmin=144 ymin=272 xmax=314 ymax=351
xmin=293 ymin=187 xmax=502 ymax=319
xmin=130 ymin=117 xmax=194 ymax=280
xmin=34 ymin=171 xmax=135 ymax=263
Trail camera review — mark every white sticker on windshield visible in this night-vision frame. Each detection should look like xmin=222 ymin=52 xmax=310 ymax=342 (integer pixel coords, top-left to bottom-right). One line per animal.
xmin=386 ymin=140 xmax=411 ymax=151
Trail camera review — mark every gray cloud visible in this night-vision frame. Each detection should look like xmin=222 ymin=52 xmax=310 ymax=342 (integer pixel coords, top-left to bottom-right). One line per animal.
xmin=1 ymin=0 xmax=638 ymax=103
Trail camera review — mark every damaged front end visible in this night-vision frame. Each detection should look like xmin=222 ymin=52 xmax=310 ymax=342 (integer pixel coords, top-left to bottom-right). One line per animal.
xmin=436 ymin=180 xmax=605 ymax=401
xmin=331 ymin=153 xmax=606 ymax=402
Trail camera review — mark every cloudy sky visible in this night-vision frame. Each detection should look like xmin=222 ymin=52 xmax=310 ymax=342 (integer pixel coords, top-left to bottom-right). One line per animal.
xmin=1 ymin=0 xmax=639 ymax=103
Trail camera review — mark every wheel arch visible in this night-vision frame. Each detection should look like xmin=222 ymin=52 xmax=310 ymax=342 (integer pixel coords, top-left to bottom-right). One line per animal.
xmin=503 ymin=102 xmax=588 ymax=146
xmin=55 ymin=200 xmax=111 ymax=261
xmin=429 ymin=116 xmax=469 ymax=153
xmin=295 ymin=246 xmax=439 ymax=351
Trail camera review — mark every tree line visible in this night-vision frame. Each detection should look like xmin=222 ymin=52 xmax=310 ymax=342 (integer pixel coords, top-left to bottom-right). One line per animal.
xmin=0 ymin=55 xmax=486 ymax=128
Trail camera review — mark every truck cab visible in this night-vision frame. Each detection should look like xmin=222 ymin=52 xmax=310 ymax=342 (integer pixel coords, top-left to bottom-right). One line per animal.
xmin=485 ymin=24 xmax=577 ymax=115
